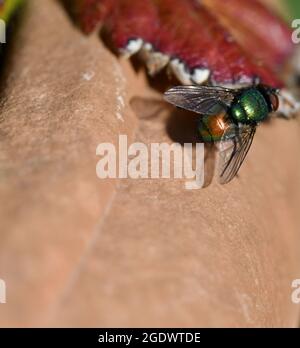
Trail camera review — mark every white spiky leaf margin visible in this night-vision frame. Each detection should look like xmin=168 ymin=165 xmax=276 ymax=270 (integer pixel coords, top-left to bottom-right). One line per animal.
xmin=121 ymin=39 xmax=300 ymax=118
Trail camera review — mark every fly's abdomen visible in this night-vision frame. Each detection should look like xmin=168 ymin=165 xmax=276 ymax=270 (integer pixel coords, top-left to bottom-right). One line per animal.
xmin=198 ymin=112 xmax=234 ymax=142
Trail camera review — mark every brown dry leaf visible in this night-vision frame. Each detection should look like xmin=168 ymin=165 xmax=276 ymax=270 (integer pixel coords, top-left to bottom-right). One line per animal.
xmin=0 ymin=0 xmax=300 ymax=327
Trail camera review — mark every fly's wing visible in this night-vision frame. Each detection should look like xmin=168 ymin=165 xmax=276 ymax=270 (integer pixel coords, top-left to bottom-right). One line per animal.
xmin=164 ymin=85 xmax=236 ymax=115
xmin=219 ymin=123 xmax=256 ymax=184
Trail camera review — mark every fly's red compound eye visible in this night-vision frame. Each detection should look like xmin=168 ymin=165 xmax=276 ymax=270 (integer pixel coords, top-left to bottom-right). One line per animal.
xmin=269 ymin=93 xmax=279 ymax=111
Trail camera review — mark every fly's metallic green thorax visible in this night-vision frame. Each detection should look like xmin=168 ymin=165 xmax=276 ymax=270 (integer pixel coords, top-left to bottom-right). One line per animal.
xmin=230 ymin=88 xmax=269 ymax=124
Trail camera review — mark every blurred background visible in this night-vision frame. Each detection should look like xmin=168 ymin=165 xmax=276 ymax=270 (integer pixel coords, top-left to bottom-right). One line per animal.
xmin=286 ymin=0 xmax=300 ymax=18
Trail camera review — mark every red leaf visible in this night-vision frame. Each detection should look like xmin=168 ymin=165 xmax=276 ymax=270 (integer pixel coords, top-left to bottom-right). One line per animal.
xmin=204 ymin=0 xmax=293 ymax=70
xmin=104 ymin=0 xmax=159 ymax=50
xmin=69 ymin=0 xmax=115 ymax=34
xmin=68 ymin=0 xmax=292 ymax=88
